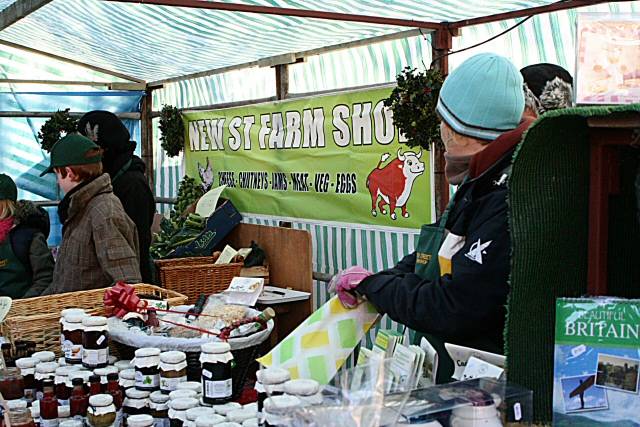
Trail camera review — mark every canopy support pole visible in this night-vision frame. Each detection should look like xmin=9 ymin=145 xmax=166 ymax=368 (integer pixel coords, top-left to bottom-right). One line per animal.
xmin=140 ymin=87 xmax=155 ymax=192
xmin=431 ymin=28 xmax=457 ymax=219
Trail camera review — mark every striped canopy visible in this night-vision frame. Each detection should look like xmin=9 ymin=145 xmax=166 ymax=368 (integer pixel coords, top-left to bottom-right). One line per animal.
xmin=0 ymin=0 xmax=562 ymax=83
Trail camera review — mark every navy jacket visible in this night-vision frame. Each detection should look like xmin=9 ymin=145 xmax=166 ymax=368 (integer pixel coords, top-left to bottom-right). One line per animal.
xmin=357 ymin=120 xmax=533 ymax=354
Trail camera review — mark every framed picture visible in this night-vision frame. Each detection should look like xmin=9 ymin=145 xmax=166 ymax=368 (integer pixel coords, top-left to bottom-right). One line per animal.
xmin=576 ymin=13 xmax=640 ymax=105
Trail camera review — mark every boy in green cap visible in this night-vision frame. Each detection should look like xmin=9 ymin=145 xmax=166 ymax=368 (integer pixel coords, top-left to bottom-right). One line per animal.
xmin=39 ymin=134 xmax=141 ymax=295
xmin=0 ymin=174 xmax=54 ymax=298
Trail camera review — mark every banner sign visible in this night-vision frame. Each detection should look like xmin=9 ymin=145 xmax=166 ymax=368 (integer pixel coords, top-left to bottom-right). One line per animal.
xmin=183 ymin=87 xmax=431 ymax=228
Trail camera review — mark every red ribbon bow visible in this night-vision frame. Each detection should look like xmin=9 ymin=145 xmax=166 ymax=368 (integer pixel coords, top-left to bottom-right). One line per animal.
xmin=103 ymin=282 xmax=148 ymax=318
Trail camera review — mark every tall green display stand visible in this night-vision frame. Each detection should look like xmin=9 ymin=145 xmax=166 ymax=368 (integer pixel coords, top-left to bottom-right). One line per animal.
xmin=506 ymin=105 xmax=640 ymax=422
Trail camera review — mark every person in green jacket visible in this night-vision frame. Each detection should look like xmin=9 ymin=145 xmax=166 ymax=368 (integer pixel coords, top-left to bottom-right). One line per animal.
xmin=0 ymin=174 xmax=54 ymax=298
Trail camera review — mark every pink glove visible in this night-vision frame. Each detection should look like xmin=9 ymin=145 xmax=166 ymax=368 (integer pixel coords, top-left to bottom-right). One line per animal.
xmin=329 ymin=266 xmax=373 ymax=308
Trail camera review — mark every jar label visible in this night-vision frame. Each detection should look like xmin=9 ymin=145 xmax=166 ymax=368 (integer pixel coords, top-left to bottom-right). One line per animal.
xmin=24 ymin=388 xmax=36 ymax=402
xmin=41 ymin=418 xmax=60 ymax=427
xmin=62 ymin=340 xmax=83 ymax=361
xmin=160 ymin=375 xmax=187 ymax=393
xmin=136 ymin=370 xmax=160 ymax=388
xmin=82 ymin=348 xmax=109 ymax=366
xmin=203 ymin=379 xmax=232 ymax=399
xmin=96 ymin=334 xmax=106 ymax=346
xmin=154 ymin=417 xmax=170 ymax=427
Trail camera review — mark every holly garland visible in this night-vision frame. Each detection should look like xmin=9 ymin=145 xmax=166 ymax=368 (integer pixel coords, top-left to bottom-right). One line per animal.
xmin=38 ymin=108 xmax=78 ymax=152
xmin=159 ymin=105 xmax=185 ymax=158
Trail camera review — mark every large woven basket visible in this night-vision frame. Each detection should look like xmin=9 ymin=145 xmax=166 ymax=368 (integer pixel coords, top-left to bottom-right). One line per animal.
xmin=155 ymin=257 xmax=242 ymax=303
xmin=0 ymin=284 xmax=187 ymax=356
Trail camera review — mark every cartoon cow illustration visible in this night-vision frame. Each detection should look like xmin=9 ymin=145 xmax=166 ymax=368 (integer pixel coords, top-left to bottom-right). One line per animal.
xmin=366 ymin=149 xmax=425 ymax=220
xmin=197 ymin=157 xmax=214 ymax=192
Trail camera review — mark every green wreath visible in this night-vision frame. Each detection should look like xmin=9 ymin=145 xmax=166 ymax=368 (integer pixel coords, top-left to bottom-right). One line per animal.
xmin=159 ymin=105 xmax=185 ymax=158
xmin=384 ymin=67 xmax=444 ymax=150
xmin=38 ymin=109 xmax=78 ymax=152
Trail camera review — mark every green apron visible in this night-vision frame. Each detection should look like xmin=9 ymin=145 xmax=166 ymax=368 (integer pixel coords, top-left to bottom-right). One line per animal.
xmin=0 ymin=238 xmax=30 ymax=299
xmin=413 ymin=199 xmax=456 ymax=384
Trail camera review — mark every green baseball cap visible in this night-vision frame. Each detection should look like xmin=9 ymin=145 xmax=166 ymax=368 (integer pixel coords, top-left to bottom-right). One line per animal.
xmin=40 ymin=134 xmax=102 ymax=177
xmin=0 ymin=173 xmax=17 ymax=201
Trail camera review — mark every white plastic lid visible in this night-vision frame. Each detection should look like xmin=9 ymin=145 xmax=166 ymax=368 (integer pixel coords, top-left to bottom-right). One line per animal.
xmin=150 ymin=391 xmax=170 ymax=403
xmin=127 ymin=414 xmax=154 ymax=427
xmin=119 ymin=369 xmax=136 ymax=380
xmin=36 ymin=361 xmax=59 ymax=373
xmin=176 ymin=382 xmax=201 ymax=393
xmin=226 ymin=409 xmax=255 ymax=423
xmin=15 ymin=357 xmax=37 ymax=369
xmin=169 ymin=397 xmax=199 ymax=411
xmin=32 ymin=351 xmax=56 ymax=362
xmin=256 ymin=368 xmax=290 ymax=385
xmin=104 ymin=366 xmax=119 ymax=376
xmin=93 ymin=368 xmax=110 ymax=377
xmin=213 ymin=402 xmax=241 ymax=416
xmin=135 ymin=347 xmax=161 ymax=358
xmin=263 ymin=395 xmax=301 ymax=414
xmin=89 ymin=394 xmax=114 ymax=407
xmin=64 ymin=313 xmax=85 ymax=324
xmin=126 ymin=388 xmax=151 ymax=399
xmin=186 ymin=407 xmax=216 ymax=421
xmin=170 ymin=389 xmax=198 ymax=400
xmin=283 ymin=379 xmax=319 ymax=396
xmin=160 ymin=351 xmax=187 ymax=364
xmin=56 ymin=366 xmax=74 ymax=376
xmin=58 ymin=405 xmax=71 ymax=418
xmin=7 ymin=399 xmax=27 ymax=410
xmin=200 ymin=342 xmax=231 ymax=354
xmin=82 ymin=316 xmax=108 ymax=327
xmin=195 ymin=414 xmax=226 ymax=427
xmin=61 ymin=308 xmax=86 ymax=317
xmin=115 ymin=360 xmax=132 ymax=370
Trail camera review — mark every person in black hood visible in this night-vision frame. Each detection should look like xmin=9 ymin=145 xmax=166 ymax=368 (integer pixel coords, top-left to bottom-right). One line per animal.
xmin=78 ymin=110 xmax=155 ymax=283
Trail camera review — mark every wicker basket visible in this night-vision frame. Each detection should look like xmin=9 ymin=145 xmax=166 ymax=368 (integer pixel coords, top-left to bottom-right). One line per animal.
xmin=0 ymin=284 xmax=187 ymax=356
xmin=155 ymin=257 xmax=243 ymax=303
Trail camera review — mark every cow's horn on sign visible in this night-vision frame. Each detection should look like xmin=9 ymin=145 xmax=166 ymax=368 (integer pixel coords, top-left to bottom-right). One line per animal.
xmin=416 ymin=149 xmax=423 ymax=159
xmin=397 ymin=149 xmax=405 ymax=161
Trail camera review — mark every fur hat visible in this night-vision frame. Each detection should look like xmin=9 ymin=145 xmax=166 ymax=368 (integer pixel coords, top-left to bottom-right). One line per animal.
xmin=521 ymin=63 xmax=574 ymax=113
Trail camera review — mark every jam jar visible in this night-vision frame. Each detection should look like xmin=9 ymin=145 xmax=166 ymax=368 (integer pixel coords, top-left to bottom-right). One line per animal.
xmin=134 ymin=348 xmax=161 ymax=392
xmin=119 ymin=369 xmax=136 ymax=394
xmin=95 ymin=367 xmax=119 ymax=392
xmin=123 ymin=388 xmax=151 ymax=425
xmin=87 ymin=394 xmax=116 ymax=427
xmin=149 ymin=391 xmax=170 ymax=427
xmin=199 ymin=343 xmax=233 ymax=405
xmin=159 ymin=352 xmax=186 ymax=394
xmin=62 ymin=314 xmax=85 ymax=365
xmin=82 ymin=317 xmax=109 ymax=369
xmin=55 ymin=366 xmax=75 ymax=405
xmin=9 ymin=407 xmax=36 ymax=427
xmin=35 ymin=362 xmax=58 ymax=400
xmin=16 ymin=357 xmax=37 ymax=402
xmin=167 ymin=398 xmax=198 ymax=427
xmin=127 ymin=414 xmax=154 ymax=427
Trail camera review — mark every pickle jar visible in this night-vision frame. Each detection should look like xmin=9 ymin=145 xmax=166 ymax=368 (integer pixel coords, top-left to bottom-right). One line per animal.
xmin=159 ymin=352 xmax=187 ymax=394
xmin=134 ymin=348 xmax=161 ymax=392
xmin=87 ymin=394 xmax=116 ymax=427
xmin=119 ymin=369 xmax=136 ymax=394
xmin=62 ymin=314 xmax=85 ymax=365
xmin=15 ymin=357 xmax=37 ymax=402
xmin=168 ymin=398 xmax=198 ymax=427
xmin=149 ymin=391 xmax=170 ymax=427
xmin=82 ymin=317 xmax=109 ymax=369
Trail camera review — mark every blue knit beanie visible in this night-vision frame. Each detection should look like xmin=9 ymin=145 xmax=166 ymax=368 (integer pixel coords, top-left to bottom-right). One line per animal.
xmin=436 ymin=53 xmax=524 ymax=141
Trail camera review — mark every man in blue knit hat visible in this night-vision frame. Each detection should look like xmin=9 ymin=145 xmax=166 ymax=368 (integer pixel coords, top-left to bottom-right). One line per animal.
xmin=331 ymin=53 xmax=533 ymax=382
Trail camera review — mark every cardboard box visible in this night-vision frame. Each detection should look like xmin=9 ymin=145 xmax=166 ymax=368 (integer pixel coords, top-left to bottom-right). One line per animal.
xmin=169 ymin=199 xmax=242 ymax=258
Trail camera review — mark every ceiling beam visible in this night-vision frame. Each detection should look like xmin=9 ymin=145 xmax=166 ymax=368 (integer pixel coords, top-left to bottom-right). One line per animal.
xmin=0 ymin=0 xmax=51 ymax=30
xmin=0 ymin=39 xmax=146 ymax=83
xmin=149 ymin=28 xmax=426 ymax=86
xmin=448 ymin=0 xmax=625 ymax=28
xmin=105 ymin=0 xmax=442 ymax=30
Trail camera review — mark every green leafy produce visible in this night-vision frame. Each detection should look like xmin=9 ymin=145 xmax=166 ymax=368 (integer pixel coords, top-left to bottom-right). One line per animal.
xmin=170 ymin=176 xmax=204 ymax=224
xmin=150 ymin=213 xmax=206 ymax=259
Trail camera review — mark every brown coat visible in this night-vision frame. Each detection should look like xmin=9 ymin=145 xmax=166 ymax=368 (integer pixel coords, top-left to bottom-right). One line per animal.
xmin=42 ymin=174 xmax=141 ymax=295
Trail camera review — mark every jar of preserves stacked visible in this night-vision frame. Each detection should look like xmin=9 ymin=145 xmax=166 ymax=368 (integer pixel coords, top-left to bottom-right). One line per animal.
xmin=82 ymin=317 xmax=109 ymax=369
xmin=159 ymin=352 xmax=187 ymax=394
xmin=61 ymin=313 xmax=85 ymax=365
